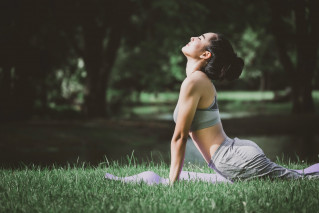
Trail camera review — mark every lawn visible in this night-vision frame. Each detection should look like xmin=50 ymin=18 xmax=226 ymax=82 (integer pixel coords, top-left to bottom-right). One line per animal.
xmin=137 ymin=90 xmax=319 ymax=103
xmin=1 ymin=90 xmax=319 ymax=212
xmin=120 ymin=90 xmax=319 ymax=119
xmin=1 ymin=157 xmax=318 ymax=213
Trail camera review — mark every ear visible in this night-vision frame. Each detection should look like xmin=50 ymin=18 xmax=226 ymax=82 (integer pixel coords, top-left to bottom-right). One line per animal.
xmin=199 ymin=51 xmax=211 ymax=60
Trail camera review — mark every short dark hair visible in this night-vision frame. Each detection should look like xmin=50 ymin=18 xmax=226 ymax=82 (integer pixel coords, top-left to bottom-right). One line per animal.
xmin=203 ymin=33 xmax=244 ymax=81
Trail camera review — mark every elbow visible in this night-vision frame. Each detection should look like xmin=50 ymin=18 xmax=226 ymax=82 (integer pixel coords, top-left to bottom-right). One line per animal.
xmin=172 ymin=133 xmax=188 ymax=144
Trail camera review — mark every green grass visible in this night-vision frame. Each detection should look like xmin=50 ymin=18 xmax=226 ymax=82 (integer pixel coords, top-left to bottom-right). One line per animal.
xmin=45 ymin=90 xmax=319 ymax=119
xmin=120 ymin=90 xmax=319 ymax=119
xmin=137 ymin=90 xmax=319 ymax=103
xmin=1 ymin=156 xmax=318 ymax=213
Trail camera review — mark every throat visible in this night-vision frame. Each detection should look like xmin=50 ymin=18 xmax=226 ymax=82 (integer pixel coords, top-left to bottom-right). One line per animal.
xmin=186 ymin=59 xmax=205 ymax=76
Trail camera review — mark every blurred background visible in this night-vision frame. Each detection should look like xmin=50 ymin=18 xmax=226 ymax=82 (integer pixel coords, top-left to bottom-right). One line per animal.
xmin=0 ymin=0 xmax=318 ymax=168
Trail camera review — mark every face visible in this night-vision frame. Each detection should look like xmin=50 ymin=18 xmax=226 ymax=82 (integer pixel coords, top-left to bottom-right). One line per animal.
xmin=182 ymin=32 xmax=217 ymax=59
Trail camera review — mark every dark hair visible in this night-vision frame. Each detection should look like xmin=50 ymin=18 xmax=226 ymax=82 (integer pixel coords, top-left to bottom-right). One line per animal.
xmin=203 ymin=33 xmax=244 ymax=81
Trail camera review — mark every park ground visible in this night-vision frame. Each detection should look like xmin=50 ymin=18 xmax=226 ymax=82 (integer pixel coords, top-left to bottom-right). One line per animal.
xmin=0 ymin=91 xmax=319 ymax=212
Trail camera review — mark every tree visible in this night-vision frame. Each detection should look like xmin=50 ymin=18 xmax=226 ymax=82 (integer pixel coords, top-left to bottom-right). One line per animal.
xmin=53 ymin=0 xmax=138 ymax=118
xmin=269 ymin=0 xmax=319 ymax=113
xmin=110 ymin=0 xmax=208 ymax=94
xmin=0 ymin=0 xmax=69 ymax=120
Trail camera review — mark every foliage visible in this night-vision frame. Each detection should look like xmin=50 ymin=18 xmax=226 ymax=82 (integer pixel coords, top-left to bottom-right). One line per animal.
xmin=1 ymin=0 xmax=319 ymax=119
xmin=109 ymin=0 xmax=208 ymax=109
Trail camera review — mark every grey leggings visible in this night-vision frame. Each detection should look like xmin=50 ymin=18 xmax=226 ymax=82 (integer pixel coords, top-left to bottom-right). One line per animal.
xmin=208 ymin=137 xmax=319 ymax=182
xmin=105 ymin=136 xmax=319 ymax=185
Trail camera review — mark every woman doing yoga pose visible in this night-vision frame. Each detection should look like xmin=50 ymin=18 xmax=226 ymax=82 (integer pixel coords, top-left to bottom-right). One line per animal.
xmin=105 ymin=32 xmax=319 ymax=185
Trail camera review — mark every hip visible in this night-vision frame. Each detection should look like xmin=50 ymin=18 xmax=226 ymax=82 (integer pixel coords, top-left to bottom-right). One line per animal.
xmin=208 ymin=137 xmax=266 ymax=180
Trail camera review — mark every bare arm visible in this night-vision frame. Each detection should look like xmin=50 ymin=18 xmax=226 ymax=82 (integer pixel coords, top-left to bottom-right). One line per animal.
xmin=169 ymin=77 xmax=201 ymax=185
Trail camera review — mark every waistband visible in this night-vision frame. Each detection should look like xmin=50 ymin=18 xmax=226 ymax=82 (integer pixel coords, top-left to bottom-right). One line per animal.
xmin=208 ymin=136 xmax=233 ymax=168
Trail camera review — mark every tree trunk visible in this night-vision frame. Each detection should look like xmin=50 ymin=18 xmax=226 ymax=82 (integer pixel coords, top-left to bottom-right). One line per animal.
xmin=291 ymin=77 xmax=314 ymax=113
xmin=82 ymin=25 xmax=123 ymax=118
xmin=269 ymin=0 xmax=318 ymax=114
xmin=302 ymin=79 xmax=315 ymax=112
xmin=260 ymin=70 xmax=268 ymax=91
xmin=0 ymin=66 xmax=13 ymax=121
xmin=66 ymin=1 xmax=134 ymax=118
xmin=84 ymin=67 xmax=108 ymax=118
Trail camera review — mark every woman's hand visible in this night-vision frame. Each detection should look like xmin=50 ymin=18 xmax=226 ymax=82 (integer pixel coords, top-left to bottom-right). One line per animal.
xmin=169 ymin=179 xmax=176 ymax=186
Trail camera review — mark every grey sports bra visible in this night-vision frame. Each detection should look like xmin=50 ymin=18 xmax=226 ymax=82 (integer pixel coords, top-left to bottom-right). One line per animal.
xmin=173 ymin=94 xmax=221 ymax=131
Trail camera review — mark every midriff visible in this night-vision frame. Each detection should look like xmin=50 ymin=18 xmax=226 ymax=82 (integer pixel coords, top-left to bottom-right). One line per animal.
xmin=189 ymin=122 xmax=227 ymax=164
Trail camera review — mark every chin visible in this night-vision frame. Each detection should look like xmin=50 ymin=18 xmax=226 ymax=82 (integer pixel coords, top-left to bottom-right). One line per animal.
xmin=181 ymin=46 xmax=188 ymax=56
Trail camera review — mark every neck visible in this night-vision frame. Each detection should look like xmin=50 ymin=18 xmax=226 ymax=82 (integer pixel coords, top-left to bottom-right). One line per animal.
xmin=185 ymin=58 xmax=205 ymax=77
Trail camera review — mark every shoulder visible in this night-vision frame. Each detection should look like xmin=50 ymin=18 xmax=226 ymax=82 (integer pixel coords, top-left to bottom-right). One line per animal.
xmin=181 ymin=71 xmax=210 ymax=92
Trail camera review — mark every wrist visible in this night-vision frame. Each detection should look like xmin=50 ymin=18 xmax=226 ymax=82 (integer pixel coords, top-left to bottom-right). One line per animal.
xmin=169 ymin=178 xmax=177 ymax=186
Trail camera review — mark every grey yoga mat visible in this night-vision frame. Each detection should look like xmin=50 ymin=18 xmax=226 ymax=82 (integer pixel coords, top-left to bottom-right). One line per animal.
xmin=105 ymin=163 xmax=319 ymax=185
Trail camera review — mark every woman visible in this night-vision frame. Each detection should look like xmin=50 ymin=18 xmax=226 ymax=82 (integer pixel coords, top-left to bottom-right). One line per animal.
xmin=105 ymin=32 xmax=319 ymax=185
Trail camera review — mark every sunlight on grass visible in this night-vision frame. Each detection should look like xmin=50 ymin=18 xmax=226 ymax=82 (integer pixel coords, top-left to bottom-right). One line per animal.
xmin=120 ymin=90 xmax=319 ymax=119
xmin=218 ymin=91 xmax=274 ymax=101
xmin=138 ymin=90 xmax=319 ymax=103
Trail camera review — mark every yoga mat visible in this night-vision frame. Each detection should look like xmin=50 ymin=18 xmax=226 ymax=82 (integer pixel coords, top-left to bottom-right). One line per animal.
xmin=105 ymin=163 xmax=319 ymax=185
